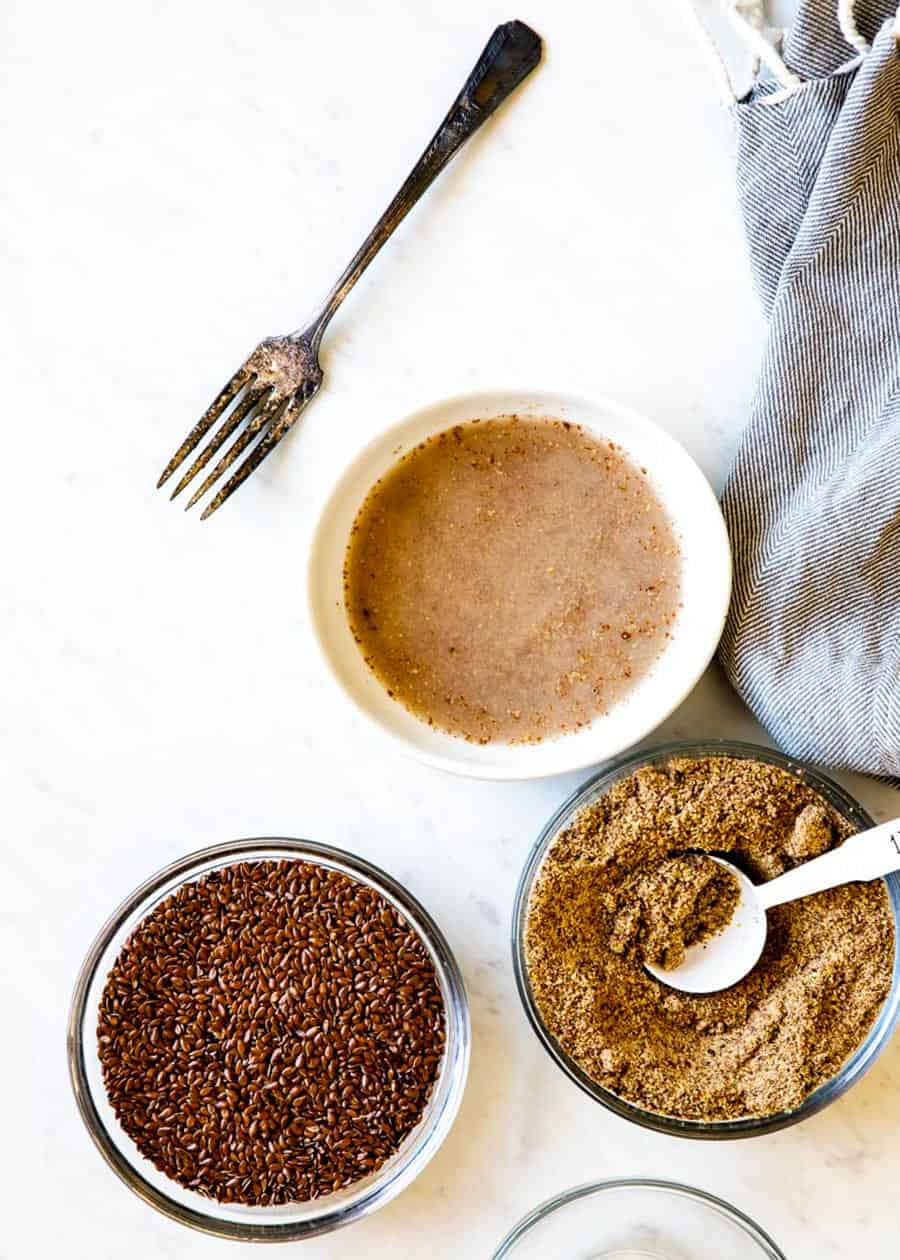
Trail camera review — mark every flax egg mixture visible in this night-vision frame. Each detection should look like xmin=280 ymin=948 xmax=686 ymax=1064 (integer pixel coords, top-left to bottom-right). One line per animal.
xmin=343 ymin=416 xmax=682 ymax=744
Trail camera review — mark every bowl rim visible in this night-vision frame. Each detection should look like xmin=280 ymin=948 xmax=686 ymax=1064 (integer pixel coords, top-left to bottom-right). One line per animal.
xmin=67 ymin=836 xmax=471 ymax=1242
xmin=490 ymin=1176 xmax=787 ymax=1259
xmin=511 ymin=739 xmax=900 ymax=1139
xmin=306 ymin=387 xmax=732 ymax=782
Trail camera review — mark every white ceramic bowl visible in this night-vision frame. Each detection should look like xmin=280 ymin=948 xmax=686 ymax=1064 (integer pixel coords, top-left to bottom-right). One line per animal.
xmin=308 ymin=389 xmax=731 ymax=780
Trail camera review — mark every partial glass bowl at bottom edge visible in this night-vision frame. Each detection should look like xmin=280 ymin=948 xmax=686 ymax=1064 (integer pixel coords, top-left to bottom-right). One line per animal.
xmin=512 ymin=739 xmax=900 ymax=1139
xmin=491 ymin=1178 xmax=786 ymax=1259
xmin=67 ymin=837 xmax=470 ymax=1242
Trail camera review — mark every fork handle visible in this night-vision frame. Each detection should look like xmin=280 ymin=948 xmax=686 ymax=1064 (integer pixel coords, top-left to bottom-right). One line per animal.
xmin=304 ymin=20 xmax=541 ymax=349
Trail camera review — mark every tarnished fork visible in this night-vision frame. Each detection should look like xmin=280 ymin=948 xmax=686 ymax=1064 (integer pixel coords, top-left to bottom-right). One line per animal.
xmin=157 ymin=20 xmax=541 ymax=519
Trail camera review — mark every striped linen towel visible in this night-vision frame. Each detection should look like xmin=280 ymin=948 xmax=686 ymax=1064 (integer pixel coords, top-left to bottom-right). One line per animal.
xmin=706 ymin=0 xmax=900 ymax=775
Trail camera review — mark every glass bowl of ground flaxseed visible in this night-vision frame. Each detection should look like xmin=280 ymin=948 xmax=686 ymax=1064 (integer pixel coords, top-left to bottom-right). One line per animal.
xmin=513 ymin=740 xmax=900 ymax=1138
xmin=68 ymin=837 xmax=470 ymax=1240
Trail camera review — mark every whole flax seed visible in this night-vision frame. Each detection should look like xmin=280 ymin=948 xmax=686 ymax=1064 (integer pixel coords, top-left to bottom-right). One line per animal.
xmin=97 ymin=860 xmax=446 ymax=1205
xmin=525 ymin=756 xmax=895 ymax=1122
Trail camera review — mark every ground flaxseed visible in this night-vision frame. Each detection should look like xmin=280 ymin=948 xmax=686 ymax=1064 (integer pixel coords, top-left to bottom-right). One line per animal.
xmin=525 ymin=756 xmax=895 ymax=1121
xmin=606 ymin=853 xmax=741 ymax=970
xmin=97 ymin=859 xmax=445 ymax=1205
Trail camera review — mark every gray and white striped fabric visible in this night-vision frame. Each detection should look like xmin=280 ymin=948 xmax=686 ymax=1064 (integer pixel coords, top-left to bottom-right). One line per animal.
xmin=719 ymin=0 xmax=900 ymax=776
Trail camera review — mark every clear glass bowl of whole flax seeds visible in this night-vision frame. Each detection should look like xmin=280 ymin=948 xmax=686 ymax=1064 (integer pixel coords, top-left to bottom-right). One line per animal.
xmin=512 ymin=740 xmax=900 ymax=1139
xmin=68 ymin=837 xmax=470 ymax=1241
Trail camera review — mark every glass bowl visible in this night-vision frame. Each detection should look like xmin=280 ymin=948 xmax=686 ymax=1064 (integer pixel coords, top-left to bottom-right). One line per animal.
xmin=491 ymin=1178 xmax=786 ymax=1259
xmin=512 ymin=740 xmax=900 ymax=1139
xmin=68 ymin=837 xmax=470 ymax=1241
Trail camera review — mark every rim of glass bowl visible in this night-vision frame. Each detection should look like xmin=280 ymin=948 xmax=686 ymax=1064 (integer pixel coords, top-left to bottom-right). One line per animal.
xmin=67 ymin=837 xmax=471 ymax=1242
xmin=491 ymin=1177 xmax=787 ymax=1259
xmin=511 ymin=739 xmax=900 ymax=1140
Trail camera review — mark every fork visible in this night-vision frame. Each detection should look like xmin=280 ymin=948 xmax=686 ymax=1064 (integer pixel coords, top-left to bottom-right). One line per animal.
xmin=158 ymin=19 xmax=541 ymax=519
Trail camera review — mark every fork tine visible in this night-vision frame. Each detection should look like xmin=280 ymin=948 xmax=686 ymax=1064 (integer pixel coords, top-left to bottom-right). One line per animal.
xmin=169 ymin=386 xmax=268 ymax=501
xmin=184 ymin=395 xmax=283 ymax=511
xmin=200 ymin=392 xmax=310 ymax=520
xmin=157 ymin=366 xmax=252 ymax=489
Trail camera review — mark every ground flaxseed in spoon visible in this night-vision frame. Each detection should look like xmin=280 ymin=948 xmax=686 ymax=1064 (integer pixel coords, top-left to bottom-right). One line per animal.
xmin=525 ymin=756 xmax=895 ymax=1121
xmin=607 ymin=853 xmax=741 ymax=970
xmin=97 ymin=860 xmax=445 ymax=1205
xmin=344 ymin=417 xmax=681 ymax=744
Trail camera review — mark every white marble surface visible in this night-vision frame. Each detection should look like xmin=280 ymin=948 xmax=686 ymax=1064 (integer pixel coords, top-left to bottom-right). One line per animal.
xmin=3 ymin=1 xmax=899 ymax=1256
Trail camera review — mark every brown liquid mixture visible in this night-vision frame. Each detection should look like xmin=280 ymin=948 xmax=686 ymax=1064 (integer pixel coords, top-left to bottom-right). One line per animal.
xmin=344 ymin=417 xmax=681 ymax=744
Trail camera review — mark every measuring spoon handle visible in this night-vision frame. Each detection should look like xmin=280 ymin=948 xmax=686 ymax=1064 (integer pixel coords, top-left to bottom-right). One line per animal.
xmin=758 ymin=816 xmax=900 ymax=911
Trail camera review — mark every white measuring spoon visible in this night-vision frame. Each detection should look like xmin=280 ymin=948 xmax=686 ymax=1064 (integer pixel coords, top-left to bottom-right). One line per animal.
xmin=645 ymin=817 xmax=900 ymax=994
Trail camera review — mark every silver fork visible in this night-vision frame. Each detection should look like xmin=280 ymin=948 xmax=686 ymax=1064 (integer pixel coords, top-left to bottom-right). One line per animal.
xmin=158 ymin=20 xmax=541 ymax=519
